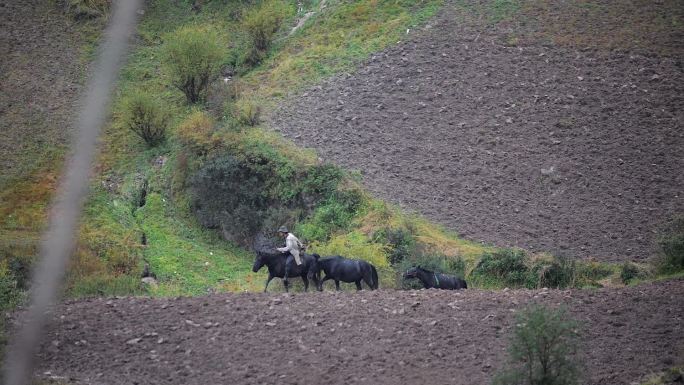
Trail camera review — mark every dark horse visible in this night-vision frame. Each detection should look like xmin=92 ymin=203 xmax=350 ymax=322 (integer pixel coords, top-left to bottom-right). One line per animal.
xmin=252 ymin=249 xmax=320 ymax=292
xmin=403 ymin=266 xmax=467 ymax=290
xmin=316 ymin=256 xmax=379 ymax=291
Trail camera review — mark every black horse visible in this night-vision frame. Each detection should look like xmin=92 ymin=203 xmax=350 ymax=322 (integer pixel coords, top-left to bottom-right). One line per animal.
xmin=252 ymin=249 xmax=320 ymax=292
xmin=403 ymin=266 xmax=467 ymax=290
xmin=316 ymin=256 xmax=379 ymax=291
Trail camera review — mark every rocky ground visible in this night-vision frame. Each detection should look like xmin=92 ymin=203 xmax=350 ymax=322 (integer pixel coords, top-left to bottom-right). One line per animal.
xmin=30 ymin=279 xmax=684 ymax=385
xmin=270 ymin=1 xmax=684 ymax=261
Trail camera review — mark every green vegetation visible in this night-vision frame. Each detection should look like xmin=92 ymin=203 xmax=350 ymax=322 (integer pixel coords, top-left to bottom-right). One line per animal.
xmin=59 ymin=0 xmax=452 ymax=297
xmin=122 ymin=89 xmax=169 ymax=146
xmin=163 ymin=25 xmax=227 ymax=104
xmin=655 ymin=216 xmax=684 ymax=274
xmin=493 ymin=305 xmax=582 ymax=385
xmin=242 ymin=0 xmax=292 ymax=65
xmin=640 ymin=367 xmax=684 ymax=385
xmin=61 ymin=0 xmax=110 ymax=20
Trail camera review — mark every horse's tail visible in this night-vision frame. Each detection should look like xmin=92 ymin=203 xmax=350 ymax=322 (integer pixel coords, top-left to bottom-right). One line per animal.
xmin=462 ymin=279 xmax=468 ymax=289
xmin=370 ymin=264 xmax=379 ymax=290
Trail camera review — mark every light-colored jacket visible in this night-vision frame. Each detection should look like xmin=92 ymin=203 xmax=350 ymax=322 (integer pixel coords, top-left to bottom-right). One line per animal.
xmin=277 ymin=233 xmax=303 ymax=265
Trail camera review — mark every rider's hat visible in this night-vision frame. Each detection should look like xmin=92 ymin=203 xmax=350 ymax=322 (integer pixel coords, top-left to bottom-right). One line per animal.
xmin=277 ymin=225 xmax=289 ymax=233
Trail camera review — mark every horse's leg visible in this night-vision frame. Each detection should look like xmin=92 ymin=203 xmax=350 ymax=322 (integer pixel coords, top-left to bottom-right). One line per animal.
xmin=283 ymin=257 xmax=293 ymax=293
xmin=318 ymin=275 xmax=331 ymax=291
xmin=361 ymin=265 xmax=373 ymax=289
xmin=302 ymin=275 xmax=309 ymax=292
xmin=335 ymin=279 xmax=340 ymax=291
xmin=264 ymin=273 xmax=274 ymax=293
xmin=355 ymin=280 xmax=362 ymax=291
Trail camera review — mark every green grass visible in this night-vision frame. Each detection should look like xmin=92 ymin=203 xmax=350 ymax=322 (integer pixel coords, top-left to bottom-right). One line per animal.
xmin=136 ymin=193 xmax=259 ymax=295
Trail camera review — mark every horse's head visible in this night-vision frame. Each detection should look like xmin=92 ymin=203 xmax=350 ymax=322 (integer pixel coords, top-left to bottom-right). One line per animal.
xmin=252 ymin=251 xmax=266 ymax=273
xmin=403 ymin=266 xmax=419 ymax=279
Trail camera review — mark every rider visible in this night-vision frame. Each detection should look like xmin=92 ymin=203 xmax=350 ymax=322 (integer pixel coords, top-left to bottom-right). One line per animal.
xmin=276 ymin=225 xmax=304 ymax=266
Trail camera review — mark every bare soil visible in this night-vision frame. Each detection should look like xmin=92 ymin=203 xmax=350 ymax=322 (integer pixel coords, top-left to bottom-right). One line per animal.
xmin=30 ymin=279 xmax=684 ymax=384
xmin=269 ymin=1 xmax=684 ymax=261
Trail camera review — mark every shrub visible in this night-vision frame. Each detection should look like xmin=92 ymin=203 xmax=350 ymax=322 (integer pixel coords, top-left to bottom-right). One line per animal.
xmin=620 ymin=262 xmax=650 ymax=284
xmin=297 ymin=189 xmax=363 ymax=242
xmin=176 ymin=110 xmax=218 ymax=155
xmin=534 ymin=255 xmax=576 ymax=289
xmin=655 ymin=216 xmax=684 ymax=274
xmin=493 ymin=305 xmax=582 ymax=385
xmin=121 ymin=90 xmax=169 ymax=147
xmin=575 ymin=261 xmax=613 ymax=287
xmin=163 ymin=26 xmax=227 ymax=103
xmin=189 ymin=154 xmax=270 ymax=245
xmin=242 ymin=0 xmax=291 ymax=65
xmin=232 ymin=98 xmax=262 ymax=126
xmin=374 ymin=227 xmax=415 ymax=265
xmin=473 ymin=249 xmax=532 ymax=288
xmin=61 ymin=0 xmax=110 ymax=20
xmin=301 ymin=163 xmax=345 ymax=199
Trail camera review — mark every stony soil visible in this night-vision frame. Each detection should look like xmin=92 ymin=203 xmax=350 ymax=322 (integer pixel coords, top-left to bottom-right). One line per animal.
xmin=30 ymin=279 xmax=684 ymax=385
xmin=270 ymin=1 xmax=684 ymax=261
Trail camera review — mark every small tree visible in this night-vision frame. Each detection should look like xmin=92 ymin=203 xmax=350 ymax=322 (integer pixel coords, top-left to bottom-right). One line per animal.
xmin=493 ymin=305 xmax=581 ymax=385
xmin=163 ymin=26 xmax=226 ymax=103
xmin=242 ymin=0 xmax=291 ymax=65
xmin=122 ymin=90 xmax=168 ymax=147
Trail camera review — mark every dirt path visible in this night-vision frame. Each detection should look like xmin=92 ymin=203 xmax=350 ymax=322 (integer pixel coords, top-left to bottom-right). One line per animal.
xmin=29 ymin=279 xmax=683 ymax=384
xmin=269 ymin=2 xmax=684 ymax=261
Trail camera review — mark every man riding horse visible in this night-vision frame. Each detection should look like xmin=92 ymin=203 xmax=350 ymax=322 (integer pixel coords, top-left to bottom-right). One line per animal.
xmin=277 ymin=225 xmax=305 ymax=272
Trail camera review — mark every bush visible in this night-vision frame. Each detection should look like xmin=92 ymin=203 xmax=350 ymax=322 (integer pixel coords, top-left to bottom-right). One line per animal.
xmin=164 ymin=26 xmax=227 ymax=103
xmin=242 ymin=0 xmax=291 ymax=65
xmin=374 ymin=227 xmax=415 ymax=265
xmin=493 ymin=305 xmax=582 ymax=385
xmin=121 ymin=90 xmax=169 ymax=147
xmin=232 ymin=98 xmax=262 ymax=126
xmin=61 ymin=0 xmax=110 ymax=20
xmin=176 ymin=110 xmax=218 ymax=155
xmin=396 ymin=254 xmax=465 ymax=290
xmin=301 ymin=163 xmax=345 ymax=199
xmin=534 ymin=255 xmax=576 ymax=289
xmin=473 ymin=249 xmax=532 ymax=288
xmin=655 ymin=216 xmax=684 ymax=274
xmin=620 ymin=262 xmax=650 ymax=284
xmin=575 ymin=261 xmax=613 ymax=287
xmin=190 ymin=154 xmax=270 ymax=245
xmin=297 ymin=189 xmax=364 ymax=242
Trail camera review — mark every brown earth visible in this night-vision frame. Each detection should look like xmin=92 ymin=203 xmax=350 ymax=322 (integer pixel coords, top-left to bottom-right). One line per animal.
xmin=269 ymin=1 xmax=684 ymax=262
xmin=28 ymin=279 xmax=684 ymax=385
xmin=0 ymin=0 xmax=88 ymax=189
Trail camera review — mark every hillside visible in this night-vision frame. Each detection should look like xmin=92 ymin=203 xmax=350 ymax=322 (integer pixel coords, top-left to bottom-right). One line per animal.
xmin=271 ymin=0 xmax=684 ymax=262
xmin=1 ymin=0 xmax=683 ymax=384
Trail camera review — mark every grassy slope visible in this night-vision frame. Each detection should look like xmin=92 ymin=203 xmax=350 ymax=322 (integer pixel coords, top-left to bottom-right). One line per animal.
xmin=67 ymin=0 xmax=462 ymax=296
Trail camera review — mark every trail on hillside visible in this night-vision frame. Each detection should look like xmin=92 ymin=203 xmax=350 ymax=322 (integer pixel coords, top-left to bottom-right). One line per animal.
xmin=28 ymin=279 xmax=684 ymax=384
xmin=270 ymin=2 xmax=684 ymax=261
